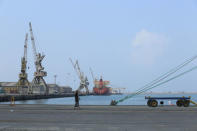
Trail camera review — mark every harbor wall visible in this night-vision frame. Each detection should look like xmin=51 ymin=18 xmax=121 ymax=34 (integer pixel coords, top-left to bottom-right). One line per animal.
xmin=0 ymin=94 xmax=75 ymax=102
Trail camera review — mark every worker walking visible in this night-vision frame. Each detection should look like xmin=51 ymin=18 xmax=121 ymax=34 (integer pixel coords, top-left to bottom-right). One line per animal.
xmin=74 ymin=90 xmax=80 ymax=109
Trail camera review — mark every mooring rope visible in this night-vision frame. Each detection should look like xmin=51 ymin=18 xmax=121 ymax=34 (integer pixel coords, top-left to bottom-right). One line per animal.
xmin=116 ymin=65 xmax=197 ymax=103
xmin=134 ymin=55 xmax=197 ymax=94
xmin=111 ymin=55 xmax=197 ymax=105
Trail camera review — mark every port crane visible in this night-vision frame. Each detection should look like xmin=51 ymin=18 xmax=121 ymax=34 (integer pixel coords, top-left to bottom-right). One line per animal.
xmin=17 ymin=33 xmax=30 ymax=94
xmin=69 ymin=58 xmax=89 ymax=94
xmin=29 ymin=22 xmax=48 ymax=95
xmin=89 ymin=67 xmax=96 ymax=81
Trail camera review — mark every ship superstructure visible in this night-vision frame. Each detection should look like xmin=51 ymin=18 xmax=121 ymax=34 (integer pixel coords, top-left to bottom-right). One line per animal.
xmin=93 ymin=77 xmax=110 ymax=95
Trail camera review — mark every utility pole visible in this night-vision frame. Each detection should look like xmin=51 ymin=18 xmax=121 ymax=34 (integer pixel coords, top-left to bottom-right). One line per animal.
xmin=54 ymin=75 xmax=57 ymax=85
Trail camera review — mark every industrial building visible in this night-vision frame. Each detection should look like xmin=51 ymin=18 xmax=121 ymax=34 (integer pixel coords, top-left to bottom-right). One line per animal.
xmin=0 ymin=82 xmax=18 ymax=94
xmin=0 ymin=23 xmax=73 ymax=96
xmin=59 ymin=86 xmax=73 ymax=93
xmin=47 ymin=84 xmax=72 ymax=94
xmin=0 ymin=82 xmax=72 ymax=95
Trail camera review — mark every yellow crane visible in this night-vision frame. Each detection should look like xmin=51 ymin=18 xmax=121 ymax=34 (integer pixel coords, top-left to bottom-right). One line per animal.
xmin=17 ymin=33 xmax=30 ymax=94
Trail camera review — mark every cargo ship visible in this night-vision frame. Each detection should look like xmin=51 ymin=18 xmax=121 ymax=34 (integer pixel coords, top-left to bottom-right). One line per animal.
xmin=93 ymin=77 xmax=111 ymax=95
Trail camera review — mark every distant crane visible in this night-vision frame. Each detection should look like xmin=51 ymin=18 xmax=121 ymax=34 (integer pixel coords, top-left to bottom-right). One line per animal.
xmin=17 ymin=33 xmax=30 ymax=94
xmin=29 ymin=22 xmax=48 ymax=95
xmin=89 ymin=67 xmax=96 ymax=81
xmin=69 ymin=58 xmax=89 ymax=94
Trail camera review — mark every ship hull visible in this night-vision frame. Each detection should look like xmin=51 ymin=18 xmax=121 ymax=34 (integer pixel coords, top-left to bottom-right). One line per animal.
xmin=93 ymin=87 xmax=109 ymax=95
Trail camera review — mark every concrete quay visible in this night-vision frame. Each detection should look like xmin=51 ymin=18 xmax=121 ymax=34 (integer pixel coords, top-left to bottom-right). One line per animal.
xmin=0 ymin=93 xmax=93 ymax=102
xmin=0 ymin=105 xmax=197 ymax=131
xmin=0 ymin=94 xmax=76 ymax=102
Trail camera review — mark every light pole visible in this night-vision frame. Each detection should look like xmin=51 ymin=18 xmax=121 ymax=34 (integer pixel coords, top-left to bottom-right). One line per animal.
xmin=54 ymin=75 xmax=57 ymax=85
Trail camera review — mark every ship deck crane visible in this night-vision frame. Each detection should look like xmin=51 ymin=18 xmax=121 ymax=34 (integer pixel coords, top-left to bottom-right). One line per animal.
xmin=69 ymin=58 xmax=89 ymax=94
xmin=29 ymin=22 xmax=48 ymax=95
xmin=17 ymin=33 xmax=30 ymax=94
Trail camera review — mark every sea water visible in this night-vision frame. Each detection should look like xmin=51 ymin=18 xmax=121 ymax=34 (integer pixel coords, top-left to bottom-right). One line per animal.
xmin=1 ymin=93 xmax=197 ymax=105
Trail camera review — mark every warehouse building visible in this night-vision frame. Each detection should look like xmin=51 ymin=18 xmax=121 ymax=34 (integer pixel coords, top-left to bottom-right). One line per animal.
xmin=0 ymin=82 xmax=72 ymax=95
xmin=0 ymin=82 xmax=18 ymax=94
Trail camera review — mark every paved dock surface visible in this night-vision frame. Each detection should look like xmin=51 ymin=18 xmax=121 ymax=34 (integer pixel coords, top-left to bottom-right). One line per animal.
xmin=0 ymin=105 xmax=197 ymax=131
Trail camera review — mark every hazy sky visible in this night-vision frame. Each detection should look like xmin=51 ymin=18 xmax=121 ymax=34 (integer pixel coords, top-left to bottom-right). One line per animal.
xmin=0 ymin=0 xmax=197 ymax=92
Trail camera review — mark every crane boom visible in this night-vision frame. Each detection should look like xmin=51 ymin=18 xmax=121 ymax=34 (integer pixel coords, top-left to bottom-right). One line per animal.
xmin=69 ymin=58 xmax=83 ymax=80
xmin=21 ymin=33 xmax=28 ymax=73
xmin=29 ymin=22 xmax=37 ymax=61
xmin=75 ymin=60 xmax=84 ymax=80
xmin=17 ymin=33 xmax=30 ymax=95
xmin=89 ymin=67 xmax=95 ymax=81
xmin=24 ymin=33 xmax=28 ymax=61
xmin=29 ymin=22 xmax=48 ymax=95
xmin=69 ymin=58 xmax=89 ymax=94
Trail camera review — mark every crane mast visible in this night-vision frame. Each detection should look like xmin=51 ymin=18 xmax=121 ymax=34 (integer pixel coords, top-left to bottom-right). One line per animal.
xmin=70 ymin=58 xmax=82 ymax=80
xmin=29 ymin=22 xmax=37 ymax=62
xmin=17 ymin=33 xmax=30 ymax=94
xmin=24 ymin=34 xmax=28 ymax=64
xmin=89 ymin=67 xmax=96 ymax=81
xmin=29 ymin=22 xmax=48 ymax=95
xmin=69 ymin=58 xmax=89 ymax=94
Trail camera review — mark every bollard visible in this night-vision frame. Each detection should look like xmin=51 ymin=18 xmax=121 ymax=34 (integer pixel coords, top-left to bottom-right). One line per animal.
xmin=110 ymin=100 xmax=118 ymax=106
xmin=10 ymin=96 xmax=15 ymax=106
